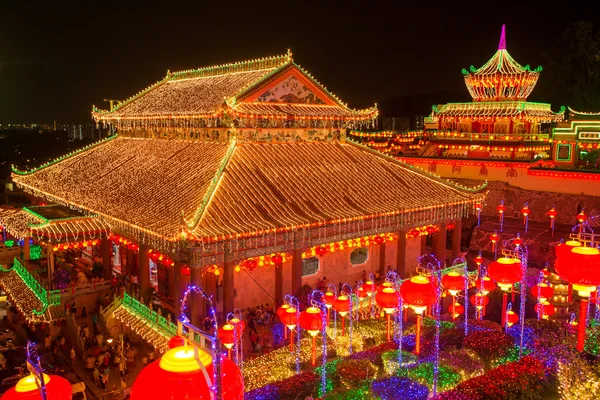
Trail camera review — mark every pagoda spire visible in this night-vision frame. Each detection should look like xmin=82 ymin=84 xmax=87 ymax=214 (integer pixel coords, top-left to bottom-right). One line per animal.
xmin=498 ymin=24 xmax=506 ymax=50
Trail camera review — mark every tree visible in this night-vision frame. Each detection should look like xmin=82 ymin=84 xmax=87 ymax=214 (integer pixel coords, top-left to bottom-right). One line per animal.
xmin=539 ymin=21 xmax=600 ymax=111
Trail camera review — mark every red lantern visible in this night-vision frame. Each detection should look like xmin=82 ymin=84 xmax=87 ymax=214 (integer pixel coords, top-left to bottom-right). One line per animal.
xmin=548 ymin=207 xmax=557 ymax=220
xmin=487 ymin=257 xmax=523 ymax=291
xmin=361 ymin=281 xmax=376 ymax=296
xmin=218 ymin=324 xmax=236 ymax=349
xmin=277 ymin=304 xmax=291 ymax=320
xmin=315 ymin=246 xmax=328 ymax=257
xmin=531 ymin=283 xmax=553 ymax=302
xmin=475 ymin=202 xmax=482 ymax=211
xmin=356 ymin=286 xmax=368 ymax=299
xmin=446 ymin=221 xmax=456 ymax=231
xmin=506 ymin=310 xmax=519 ymax=327
xmin=441 ymin=272 xmax=465 ymax=296
xmin=244 ymin=259 xmax=257 ymax=271
xmin=426 ymin=226 xmax=437 ymax=235
xmin=400 ymin=275 xmax=436 ymax=314
xmin=496 ymin=203 xmax=505 ymax=215
xmin=323 ymin=292 xmax=336 ymax=308
xmin=229 ymin=317 xmax=245 ymax=337
xmin=555 ymin=240 xmax=582 ymax=260
xmin=448 ymin=302 xmax=465 ymax=317
xmin=409 ymin=229 xmax=421 ymax=238
xmin=299 ymin=307 xmax=323 ymax=336
xmin=555 ymin=246 xmax=600 ymax=295
xmin=375 ymin=287 xmax=399 ymax=314
xmin=271 ymin=254 xmax=283 ymax=266
xmin=130 ymin=347 xmax=244 ymax=400
xmin=475 ymin=276 xmax=497 ymax=294
xmin=513 ymin=236 xmax=523 ymax=248
xmin=577 ymin=211 xmax=587 ymax=224
xmin=2 ymin=374 xmax=73 ymax=400
xmin=521 ymin=205 xmax=529 ymax=217
xmin=281 ymin=307 xmax=298 ymax=330
xmin=182 ymin=266 xmax=191 ymax=276
xmin=469 ymin=293 xmax=489 ymax=309
xmin=474 ymin=254 xmax=483 ymax=266
xmin=373 ymin=236 xmax=385 ymax=245
xmin=535 ymin=302 xmax=556 ymax=318
xmin=168 ymin=335 xmax=185 ymax=349
xmin=332 ymin=295 xmax=351 ymax=317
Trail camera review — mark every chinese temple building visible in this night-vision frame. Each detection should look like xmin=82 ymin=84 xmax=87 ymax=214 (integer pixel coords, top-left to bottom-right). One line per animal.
xmin=0 ymin=51 xmax=485 ymax=324
xmin=551 ymin=108 xmax=600 ymax=170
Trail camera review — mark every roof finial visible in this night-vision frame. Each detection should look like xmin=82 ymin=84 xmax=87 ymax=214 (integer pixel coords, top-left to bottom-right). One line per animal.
xmin=498 ymin=24 xmax=506 ymax=50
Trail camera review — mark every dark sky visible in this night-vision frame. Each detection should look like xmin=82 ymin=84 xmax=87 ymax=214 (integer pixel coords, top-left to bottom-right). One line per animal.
xmin=1 ymin=1 xmax=599 ymax=123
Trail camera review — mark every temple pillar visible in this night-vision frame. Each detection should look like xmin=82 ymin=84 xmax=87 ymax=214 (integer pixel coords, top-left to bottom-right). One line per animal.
xmin=275 ymin=263 xmax=283 ymax=303
xmin=101 ymin=234 xmax=112 ymax=280
xmin=191 ymin=267 xmax=203 ymax=326
xmin=292 ymin=248 xmax=303 ymax=297
xmin=48 ymin=248 xmax=55 ymax=290
xmin=378 ymin=241 xmax=386 ymax=277
xmin=168 ymin=266 xmax=175 ymax=302
xmin=138 ymin=245 xmax=151 ymax=299
xmin=434 ymin=223 xmax=447 ymax=267
xmin=223 ymin=260 xmax=234 ymax=316
xmin=420 ymin=235 xmax=427 ymax=256
xmin=395 ymin=230 xmax=407 ymax=278
xmin=23 ymin=237 xmax=30 ymax=261
xmin=173 ymin=261 xmax=189 ymax=315
xmin=451 ymin=219 xmax=462 ymax=262
xmin=204 ymin=272 xmax=217 ymax=318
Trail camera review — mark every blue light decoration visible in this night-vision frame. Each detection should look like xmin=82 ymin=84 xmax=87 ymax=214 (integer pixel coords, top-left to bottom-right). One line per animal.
xmin=515 ymin=241 xmax=528 ymax=358
xmin=368 ymin=272 xmax=376 ymax=319
xmin=26 ymin=341 xmax=48 ymax=400
xmin=284 ymin=294 xmax=302 ymax=374
xmin=536 ymin=270 xmax=543 ymax=320
xmin=499 ymin=199 xmax=505 ymax=232
xmin=522 ymin=201 xmax=530 ymax=233
xmin=387 ymin=270 xmax=404 ymax=371
xmin=327 ymin=283 xmax=338 ymax=342
xmin=179 ymin=285 xmax=223 ymax=398
xmin=309 ymin=290 xmax=329 ymax=396
xmin=226 ymin=310 xmax=244 ymax=369
xmin=596 ymin=286 xmax=600 ymax=322
xmin=341 ymin=283 xmax=355 ymax=355
xmin=371 ymin=376 xmax=429 ymax=400
xmin=463 ymin=258 xmax=470 ymax=336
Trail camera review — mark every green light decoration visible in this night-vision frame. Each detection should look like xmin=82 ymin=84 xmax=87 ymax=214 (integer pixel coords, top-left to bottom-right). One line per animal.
xmin=4 ymin=240 xmax=14 ymax=247
xmin=491 ymin=345 xmax=532 ymax=368
xmin=407 ymin=362 xmax=462 ymax=392
xmin=121 ymin=292 xmax=177 ymax=338
xmin=585 ymin=320 xmax=600 ymax=356
xmin=29 ymin=245 xmax=42 ymax=260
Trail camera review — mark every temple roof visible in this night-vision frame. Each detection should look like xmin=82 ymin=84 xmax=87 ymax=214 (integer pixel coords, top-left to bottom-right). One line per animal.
xmin=462 ymin=25 xmax=542 ymax=101
xmin=12 ymin=136 xmax=484 ymax=241
xmin=432 ymin=101 xmax=564 ymax=122
xmin=92 ymin=51 xmax=377 ymax=126
xmin=0 ymin=205 xmax=110 ymax=241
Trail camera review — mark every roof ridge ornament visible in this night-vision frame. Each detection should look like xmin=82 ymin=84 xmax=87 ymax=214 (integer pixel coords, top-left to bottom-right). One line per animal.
xmin=498 ymin=24 xmax=506 ymax=50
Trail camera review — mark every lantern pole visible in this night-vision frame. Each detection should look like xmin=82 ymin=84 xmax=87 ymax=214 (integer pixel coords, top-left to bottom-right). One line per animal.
xmin=284 ymin=294 xmax=302 ymax=374
xmin=342 ymin=283 xmax=355 ymax=355
xmin=578 ymin=296 xmax=589 ymax=352
xmin=498 ymin=199 xmax=505 ymax=232
xmin=518 ymin=247 xmax=528 ymax=358
xmin=522 ymin=202 xmax=529 ymax=233
xmin=180 ymin=285 xmax=222 ymax=400
xmin=549 ymin=205 xmax=557 ymax=237
xmin=327 ymin=284 xmax=338 ymax=341
xmin=390 ymin=273 xmax=404 ymax=372
xmin=463 ymin=258 xmax=469 ymax=336
xmin=368 ymin=273 xmax=376 ymax=319
xmin=310 ymin=290 xmax=329 ymax=396
xmin=536 ymin=271 xmax=543 ymax=320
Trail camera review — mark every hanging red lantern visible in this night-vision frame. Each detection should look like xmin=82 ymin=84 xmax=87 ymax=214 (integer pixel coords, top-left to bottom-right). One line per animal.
xmin=2 ymin=374 xmax=73 ymax=400
xmin=548 ymin=207 xmax=557 ymax=221
xmin=531 ymin=283 xmax=553 ymax=302
xmin=373 ymin=236 xmax=385 ymax=245
xmin=182 ymin=266 xmax=191 ymax=276
xmin=168 ymin=335 xmax=185 ymax=349
xmin=446 ymin=221 xmax=456 ymax=231
xmin=361 ymin=281 xmax=376 ymax=296
xmin=555 ymin=246 xmax=600 ymax=296
xmin=332 ymin=295 xmax=351 ymax=317
xmin=469 ymin=293 xmax=489 ymax=309
xmin=315 ymin=246 xmax=328 ymax=257
xmin=299 ymin=307 xmax=323 ymax=336
xmin=535 ymin=302 xmax=556 ymax=318
xmin=218 ymin=324 xmax=236 ymax=349
xmin=271 ymin=254 xmax=283 ymax=266
xmin=555 ymin=240 xmax=582 ymax=260
xmin=130 ymin=346 xmax=243 ymax=400
xmin=521 ymin=205 xmax=529 ymax=218
xmin=496 ymin=203 xmax=505 ymax=215
xmin=244 ymin=259 xmax=257 ymax=271
xmin=375 ymin=287 xmax=399 ymax=314
xmin=400 ymin=275 xmax=436 ymax=314
xmin=277 ymin=304 xmax=291 ymax=320
xmin=513 ymin=235 xmax=523 ymax=248
xmin=487 ymin=257 xmax=523 ymax=291
xmin=506 ymin=310 xmax=519 ymax=327
xmin=281 ymin=307 xmax=298 ymax=330
xmin=409 ymin=229 xmax=421 ymax=238
xmin=356 ymin=286 xmax=368 ymax=299
xmin=475 ymin=202 xmax=482 ymax=211
xmin=229 ymin=317 xmax=245 ymax=337
xmin=441 ymin=272 xmax=465 ymax=296
xmin=576 ymin=211 xmax=587 ymax=224
xmin=448 ymin=302 xmax=465 ymax=317
xmin=475 ymin=276 xmax=497 ymax=295
xmin=426 ymin=226 xmax=437 ymax=235
xmin=323 ymin=291 xmax=336 ymax=308
xmin=474 ymin=253 xmax=483 ymax=266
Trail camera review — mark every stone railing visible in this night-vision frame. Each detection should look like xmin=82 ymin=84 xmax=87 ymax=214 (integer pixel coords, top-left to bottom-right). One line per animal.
xmin=2 ymin=258 xmax=61 ymax=314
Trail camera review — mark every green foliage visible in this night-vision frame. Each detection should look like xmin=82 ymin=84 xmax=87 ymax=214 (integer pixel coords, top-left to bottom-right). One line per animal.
xmin=29 ymin=244 xmax=43 ymax=260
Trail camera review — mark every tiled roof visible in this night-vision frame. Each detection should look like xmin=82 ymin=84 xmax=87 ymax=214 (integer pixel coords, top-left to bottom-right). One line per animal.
xmin=432 ymin=101 xmax=564 ymax=122
xmin=13 ymin=137 xmax=484 ymax=240
xmin=231 ymin=103 xmax=375 ymax=120
xmin=13 ymin=137 xmax=230 ymax=239
xmin=191 ymin=141 xmax=483 ymax=237
xmin=0 ymin=208 xmax=40 ymax=238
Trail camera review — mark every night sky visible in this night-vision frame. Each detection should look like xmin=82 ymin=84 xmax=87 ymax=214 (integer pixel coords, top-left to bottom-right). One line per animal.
xmin=1 ymin=1 xmax=599 ymax=123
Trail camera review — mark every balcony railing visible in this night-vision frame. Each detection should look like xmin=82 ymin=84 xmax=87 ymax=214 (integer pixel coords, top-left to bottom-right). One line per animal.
xmin=428 ymin=131 xmax=550 ymax=143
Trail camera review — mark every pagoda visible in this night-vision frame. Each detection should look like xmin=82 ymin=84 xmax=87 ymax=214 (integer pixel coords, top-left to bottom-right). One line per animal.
xmin=423 ymin=25 xmax=564 ymax=161
xmin=1 ymin=51 xmax=485 ymax=328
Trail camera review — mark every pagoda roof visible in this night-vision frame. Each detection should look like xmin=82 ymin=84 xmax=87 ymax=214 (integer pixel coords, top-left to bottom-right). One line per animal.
xmin=92 ymin=51 xmax=377 ymax=126
xmin=0 ymin=205 xmax=110 ymax=241
xmin=12 ymin=136 xmax=485 ymax=242
xmin=432 ymin=101 xmax=564 ymax=122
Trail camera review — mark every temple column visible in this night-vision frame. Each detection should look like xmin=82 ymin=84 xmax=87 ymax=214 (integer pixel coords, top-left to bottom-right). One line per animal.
xmin=138 ymin=245 xmax=151 ymax=300
xmin=420 ymin=235 xmax=427 ymax=256
xmin=223 ymin=260 xmax=234 ymax=316
xmin=204 ymin=272 xmax=217 ymax=319
xmin=378 ymin=240 xmax=386 ymax=277
xmin=101 ymin=234 xmax=112 ymax=280
xmin=451 ymin=219 xmax=462 ymax=261
xmin=292 ymin=248 xmax=303 ymax=297
xmin=173 ymin=261 xmax=189 ymax=315
xmin=168 ymin=266 xmax=175 ymax=302
xmin=275 ymin=263 xmax=283 ymax=303
xmin=48 ymin=247 xmax=55 ymax=290
xmin=434 ymin=223 xmax=447 ymax=267
xmin=395 ymin=230 xmax=407 ymax=278
xmin=191 ymin=267 xmax=203 ymax=326
xmin=23 ymin=237 xmax=31 ymax=261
